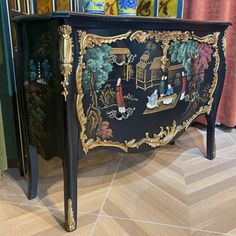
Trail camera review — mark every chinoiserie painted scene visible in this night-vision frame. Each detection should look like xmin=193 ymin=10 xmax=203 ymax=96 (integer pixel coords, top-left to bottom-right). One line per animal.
xmin=78 ymin=30 xmax=218 ymax=153
xmin=13 ymin=11 xmax=230 ymax=232
xmin=23 ymin=28 xmax=219 ymax=155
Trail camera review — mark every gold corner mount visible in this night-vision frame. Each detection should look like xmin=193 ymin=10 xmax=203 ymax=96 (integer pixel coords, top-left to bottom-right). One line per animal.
xmin=65 ymin=199 xmax=76 ymax=232
xmin=222 ymin=30 xmax=227 ymax=59
xmin=58 ymin=25 xmax=74 ymax=101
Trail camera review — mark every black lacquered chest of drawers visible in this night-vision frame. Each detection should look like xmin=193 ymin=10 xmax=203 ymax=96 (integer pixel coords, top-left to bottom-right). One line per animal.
xmin=14 ymin=13 xmax=231 ymax=231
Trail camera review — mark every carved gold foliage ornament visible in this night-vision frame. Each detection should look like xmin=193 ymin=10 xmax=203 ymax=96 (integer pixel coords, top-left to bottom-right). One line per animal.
xmin=76 ymin=31 xmax=132 ymax=153
xmin=222 ymin=30 xmax=227 ymax=59
xmin=76 ymin=30 xmax=220 ymax=154
xmin=125 ymin=121 xmax=177 ymax=148
xmin=58 ymin=25 xmax=74 ymax=101
xmin=192 ymin=32 xmax=220 ymax=48
xmin=65 ymin=199 xmax=76 ymax=232
xmin=207 ymin=47 xmax=220 ymax=110
xmin=130 ymin=30 xmax=192 ymax=44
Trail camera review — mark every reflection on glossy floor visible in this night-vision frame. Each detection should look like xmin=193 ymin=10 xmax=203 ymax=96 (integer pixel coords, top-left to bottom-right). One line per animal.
xmin=1 ymin=127 xmax=236 ymax=236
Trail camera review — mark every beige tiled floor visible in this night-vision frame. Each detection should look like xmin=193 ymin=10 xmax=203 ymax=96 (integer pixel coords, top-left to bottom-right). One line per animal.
xmin=1 ymin=127 xmax=236 ymax=236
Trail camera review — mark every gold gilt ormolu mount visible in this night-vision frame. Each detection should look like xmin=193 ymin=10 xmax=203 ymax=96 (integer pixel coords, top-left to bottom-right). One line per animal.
xmin=72 ymin=29 xmax=220 ymax=153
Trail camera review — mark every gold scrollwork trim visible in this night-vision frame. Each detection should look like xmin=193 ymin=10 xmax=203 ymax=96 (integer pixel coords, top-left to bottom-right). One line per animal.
xmin=86 ymin=138 xmax=128 ymax=152
xmin=125 ymin=100 xmax=219 ymax=150
xmin=207 ymin=48 xmax=220 ymax=110
xmin=76 ymin=31 xmax=132 ymax=153
xmin=58 ymin=25 xmax=74 ymax=101
xmin=130 ymin=31 xmax=192 ymax=44
xmin=192 ymin=32 xmax=220 ymax=48
xmin=125 ymin=121 xmax=178 ymax=148
xmin=76 ymin=30 xmax=220 ymax=154
xmin=65 ymin=199 xmax=76 ymax=232
xmin=222 ymin=30 xmax=227 ymax=59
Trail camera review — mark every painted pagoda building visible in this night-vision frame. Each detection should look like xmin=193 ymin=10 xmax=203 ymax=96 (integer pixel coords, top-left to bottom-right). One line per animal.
xmin=111 ymin=48 xmax=134 ymax=81
xmin=136 ymin=50 xmax=184 ymax=91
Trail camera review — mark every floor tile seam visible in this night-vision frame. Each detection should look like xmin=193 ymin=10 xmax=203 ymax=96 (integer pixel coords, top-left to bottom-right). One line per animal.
xmin=183 ymin=153 xmax=236 ymax=168
xmin=120 ymin=160 xmax=185 ymax=183
xmin=121 ymin=163 xmax=187 ymax=207
xmin=157 ymin=150 xmax=202 ymax=157
xmin=216 ymin=155 xmax=236 ymax=160
xmin=99 ymin=214 xmax=236 ymax=236
xmin=182 ymin=157 xmax=192 ymax=230
xmin=185 ymin=170 xmax=236 ymax=188
xmin=184 ymin=159 xmax=236 ymax=177
xmin=89 ymin=155 xmax=123 ymax=236
xmin=217 ymin=144 xmax=236 ymax=154
xmin=0 ymin=200 xmax=99 ymax=217
xmin=227 ymin=133 xmax=236 ymax=145
xmin=0 ymin=193 xmax=27 ymax=197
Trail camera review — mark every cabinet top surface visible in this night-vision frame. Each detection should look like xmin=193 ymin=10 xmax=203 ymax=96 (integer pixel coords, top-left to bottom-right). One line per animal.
xmin=14 ymin=12 xmax=231 ymax=28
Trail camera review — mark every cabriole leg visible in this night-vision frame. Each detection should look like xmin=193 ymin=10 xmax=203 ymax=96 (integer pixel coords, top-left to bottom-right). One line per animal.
xmin=63 ymin=149 xmax=78 ymax=232
xmin=206 ymin=114 xmax=216 ymax=160
xmin=27 ymin=145 xmax=38 ymax=199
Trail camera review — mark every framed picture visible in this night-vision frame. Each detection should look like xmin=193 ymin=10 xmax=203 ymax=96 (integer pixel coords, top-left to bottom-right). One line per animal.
xmin=137 ymin=0 xmax=157 ymax=17
xmin=36 ymin=0 xmax=54 ymax=14
xmin=105 ymin=0 xmax=117 ymax=15
xmin=55 ymin=0 xmax=72 ymax=11
xmin=157 ymin=0 xmax=184 ymax=18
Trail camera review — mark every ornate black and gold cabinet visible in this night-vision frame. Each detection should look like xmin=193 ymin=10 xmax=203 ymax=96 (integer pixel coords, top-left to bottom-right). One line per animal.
xmin=14 ymin=13 xmax=231 ymax=232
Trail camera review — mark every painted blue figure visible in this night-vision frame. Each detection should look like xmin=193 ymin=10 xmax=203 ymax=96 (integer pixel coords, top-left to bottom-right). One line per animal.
xmin=166 ymin=84 xmax=174 ymax=95
xmin=159 ymin=76 xmax=166 ymax=97
xmin=147 ymin=90 xmax=158 ymax=109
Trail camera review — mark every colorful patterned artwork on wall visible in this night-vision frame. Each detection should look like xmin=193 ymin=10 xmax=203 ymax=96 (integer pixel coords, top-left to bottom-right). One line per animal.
xmin=158 ymin=0 xmax=177 ymax=17
xmin=9 ymin=0 xmax=18 ymax=10
xmin=56 ymin=0 xmax=70 ymax=10
xmin=137 ymin=0 xmax=155 ymax=17
xmin=20 ymin=0 xmax=27 ymax=13
xmin=105 ymin=0 xmax=118 ymax=15
xmin=158 ymin=0 xmax=183 ymax=18
xmin=37 ymin=0 xmax=53 ymax=14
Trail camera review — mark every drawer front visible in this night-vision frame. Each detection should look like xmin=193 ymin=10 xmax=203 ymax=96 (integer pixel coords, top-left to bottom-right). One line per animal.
xmin=75 ymin=28 xmax=221 ymax=153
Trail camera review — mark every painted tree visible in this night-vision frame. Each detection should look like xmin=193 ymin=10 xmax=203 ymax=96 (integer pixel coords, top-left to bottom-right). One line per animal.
xmin=169 ymin=40 xmax=198 ymax=79
xmin=83 ymin=44 xmax=113 ymax=103
xmin=83 ymin=44 xmax=113 ymax=139
xmin=169 ymin=40 xmax=213 ymax=80
xmin=193 ymin=43 xmax=213 ymax=81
